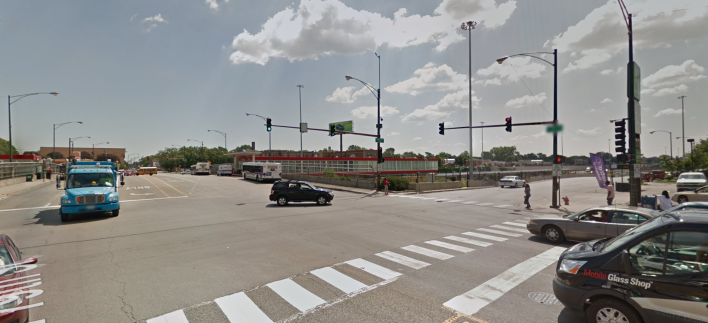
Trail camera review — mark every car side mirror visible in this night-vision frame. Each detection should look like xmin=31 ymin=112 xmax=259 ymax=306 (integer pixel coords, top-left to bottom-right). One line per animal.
xmin=120 ymin=181 xmax=125 ymax=186
xmin=22 ymin=257 xmax=38 ymax=265
xmin=573 ymin=217 xmax=579 ymax=222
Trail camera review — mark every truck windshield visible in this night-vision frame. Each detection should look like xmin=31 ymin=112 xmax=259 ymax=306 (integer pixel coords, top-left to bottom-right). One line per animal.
xmin=67 ymin=173 xmax=115 ymax=188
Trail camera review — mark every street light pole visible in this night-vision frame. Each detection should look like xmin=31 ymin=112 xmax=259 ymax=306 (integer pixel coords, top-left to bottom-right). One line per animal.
xmin=207 ymin=130 xmax=227 ymax=151
xmin=461 ymin=21 xmax=477 ymax=182
xmin=650 ymin=130 xmax=672 ymax=159
xmin=8 ymin=92 xmax=59 ymax=161
xmin=679 ymin=95 xmax=686 ymax=158
xmin=53 ymin=121 xmax=82 ymax=160
xmin=297 ymin=84 xmax=304 ymax=173
xmin=92 ymin=142 xmax=109 ymax=160
xmin=245 ymin=113 xmax=271 ymax=161
xmin=69 ymin=136 xmax=90 ymax=162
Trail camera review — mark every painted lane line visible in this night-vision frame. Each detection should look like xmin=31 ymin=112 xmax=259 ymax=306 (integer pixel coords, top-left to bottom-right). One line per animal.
xmin=494 ymin=204 xmax=512 ymax=208
xmin=444 ymin=236 xmax=493 ymax=247
xmin=375 ymin=251 xmax=430 ymax=269
xmin=490 ymin=225 xmax=529 ymax=234
xmin=443 ymin=246 xmax=566 ymax=316
xmin=461 ymin=232 xmax=508 ymax=242
xmin=476 ymin=203 xmax=494 ymax=206
xmin=418 ymin=197 xmax=436 ymax=200
xmin=446 ymin=200 xmax=462 ymax=203
xmin=0 ymin=205 xmax=59 ymax=213
xmin=310 ymin=267 xmax=367 ymax=294
xmin=345 ymin=258 xmax=402 ymax=280
xmin=121 ymin=196 xmax=188 ymax=203
xmin=424 ymin=240 xmax=474 ymax=253
xmin=462 ymin=201 xmax=478 ymax=204
xmin=502 ymin=222 xmax=527 ymax=227
xmin=214 ymin=292 xmax=274 ymax=323
xmin=267 ymin=278 xmax=326 ymax=312
xmin=401 ymin=245 xmax=454 ymax=260
xmin=146 ymin=309 xmax=190 ymax=323
xmin=513 ymin=219 xmax=528 ymax=223
xmin=476 ymin=228 xmax=523 ymax=237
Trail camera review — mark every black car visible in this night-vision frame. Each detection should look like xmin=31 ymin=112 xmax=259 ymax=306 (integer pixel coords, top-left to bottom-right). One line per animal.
xmin=553 ymin=210 xmax=708 ymax=323
xmin=269 ymin=180 xmax=334 ymax=206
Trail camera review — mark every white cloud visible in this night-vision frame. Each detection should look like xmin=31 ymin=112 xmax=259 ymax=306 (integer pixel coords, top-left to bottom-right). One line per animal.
xmin=142 ymin=14 xmax=167 ymax=31
xmin=351 ymin=105 xmax=399 ymax=119
xmin=600 ymin=66 xmax=623 ymax=75
xmin=504 ymin=92 xmax=546 ymax=108
xmin=549 ymin=1 xmax=708 ymax=72
xmin=600 ymin=98 xmax=612 ymax=104
xmin=652 ymin=84 xmax=689 ymax=96
xmin=510 ymin=135 xmax=529 ymax=141
xmin=325 ymin=86 xmax=369 ymax=103
xmin=642 ymin=107 xmax=651 ymax=112
xmin=386 ymin=63 xmax=466 ymax=95
xmin=654 ymin=108 xmax=682 ymax=117
xmin=130 ymin=14 xmax=138 ymax=22
xmin=388 ymin=132 xmax=400 ymax=136
xmin=476 ymin=56 xmax=547 ymax=85
xmin=205 ymin=0 xmax=229 ymax=10
xmin=577 ymin=127 xmax=602 ymax=136
xmin=412 ymin=137 xmax=422 ymax=141
xmin=530 ymin=131 xmax=547 ymax=139
xmin=401 ymin=90 xmax=480 ymax=123
xmin=229 ymin=0 xmax=517 ymax=65
xmin=642 ymin=60 xmax=706 ymax=89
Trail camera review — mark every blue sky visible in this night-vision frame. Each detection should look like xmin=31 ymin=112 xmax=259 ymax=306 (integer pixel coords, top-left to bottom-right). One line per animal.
xmin=2 ymin=0 xmax=706 ymax=159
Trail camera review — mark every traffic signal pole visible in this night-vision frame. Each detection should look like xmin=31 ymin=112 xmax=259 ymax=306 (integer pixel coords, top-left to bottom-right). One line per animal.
xmin=552 ymin=49 xmax=559 ymax=208
xmin=627 ymin=13 xmax=641 ymax=206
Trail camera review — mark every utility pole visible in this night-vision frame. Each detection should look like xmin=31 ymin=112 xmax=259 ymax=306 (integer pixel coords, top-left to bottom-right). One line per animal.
xmin=679 ymin=95 xmax=686 ymax=158
xmin=461 ymin=21 xmax=477 ymax=183
xmin=297 ymin=84 xmax=304 ymax=173
xmin=480 ymin=121 xmax=484 ymax=175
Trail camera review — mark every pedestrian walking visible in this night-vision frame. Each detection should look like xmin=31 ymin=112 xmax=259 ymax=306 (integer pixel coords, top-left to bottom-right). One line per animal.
xmin=657 ymin=190 xmax=673 ymax=211
xmin=524 ymin=183 xmax=531 ymax=209
xmin=606 ymin=181 xmax=615 ymax=205
xmin=46 ymin=167 xmax=52 ymax=180
xmin=383 ymin=178 xmax=389 ymax=195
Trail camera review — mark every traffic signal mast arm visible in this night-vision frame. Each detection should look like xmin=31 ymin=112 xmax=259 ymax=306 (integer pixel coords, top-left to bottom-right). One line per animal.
xmin=268 ymin=123 xmax=380 ymax=138
xmin=443 ymin=120 xmax=555 ymax=130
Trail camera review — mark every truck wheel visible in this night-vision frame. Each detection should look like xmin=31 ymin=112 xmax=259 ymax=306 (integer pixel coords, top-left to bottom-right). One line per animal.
xmin=60 ymin=211 xmax=72 ymax=222
xmin=586 ymin=298 xmax=641 ymax=323
xmin=111 ymin=209 xmax=120 ymax=217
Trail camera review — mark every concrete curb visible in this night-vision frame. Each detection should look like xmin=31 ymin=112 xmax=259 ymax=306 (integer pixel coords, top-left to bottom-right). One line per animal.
xmin=311 ymin=184 xmax=375 ymax=195
xmin=0 ymin=180 xmax=54 ymax=200
xmin=391 ymin=186 xmax=497 ymax=195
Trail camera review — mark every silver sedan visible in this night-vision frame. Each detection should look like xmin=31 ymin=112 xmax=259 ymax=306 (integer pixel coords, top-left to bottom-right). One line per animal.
xmin=526 ymin=206 xmax=656 ymax=243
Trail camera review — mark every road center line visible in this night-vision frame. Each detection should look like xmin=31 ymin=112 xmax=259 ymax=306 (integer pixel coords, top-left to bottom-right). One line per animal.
xmin=443 ymin=246 xmax=566 ymax=316
xmin=141 ymin=176 xmax=171 ymax=197
xmin=150 ymin=176 xmax=188 ymax=196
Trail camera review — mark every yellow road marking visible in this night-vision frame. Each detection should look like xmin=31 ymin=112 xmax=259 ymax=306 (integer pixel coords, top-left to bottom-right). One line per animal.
xmin=150 ymin=175 xmax=189 ymax=196
xmin=141 ymin=176 xmax=171 ymax=198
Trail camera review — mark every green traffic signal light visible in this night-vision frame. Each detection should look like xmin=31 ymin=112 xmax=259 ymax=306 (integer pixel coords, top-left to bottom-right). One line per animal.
xmin=330 ymin=124 xmax=336 ymax=136
xmin=266 ymin=118 xmax=272 ymax=132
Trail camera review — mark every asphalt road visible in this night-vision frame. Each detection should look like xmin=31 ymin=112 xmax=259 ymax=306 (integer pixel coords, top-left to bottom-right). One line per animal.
xmin=0 ymin=175 xmax=616 ymax=323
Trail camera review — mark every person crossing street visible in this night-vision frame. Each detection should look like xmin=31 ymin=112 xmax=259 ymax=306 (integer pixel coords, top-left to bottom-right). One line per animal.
xmin=383 ymin=178 xmax=389 ymax=195
xmin=524 ymin=183 xmax=531 ymax=209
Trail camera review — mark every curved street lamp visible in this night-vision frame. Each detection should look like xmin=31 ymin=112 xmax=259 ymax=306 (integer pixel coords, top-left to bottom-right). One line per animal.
xmin=8 ymin=92 xmax=59 ymax=161
xmin=208 ymin=130 xmax=227 ymax=151
xmin=496 ymin=49 xmax=558 ymax=207
xmin=53 ymin=121 xmax=82 ymax=160
xmin=188 ymin=139 xmax=204 ymax=161
xmin=246 ymin=113 xmax=271 ymax=161
xmin=92 ymin=142 xmax=110 ymax=160
xmin=69 ymin=136 xmax=90 ymax=161
xmin=649 ymin=130 xmax=672 ymax=159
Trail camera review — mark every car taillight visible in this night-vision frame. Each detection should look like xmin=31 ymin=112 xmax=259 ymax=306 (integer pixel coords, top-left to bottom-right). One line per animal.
xmin=270 ymin=190 xmax=274 ymax=195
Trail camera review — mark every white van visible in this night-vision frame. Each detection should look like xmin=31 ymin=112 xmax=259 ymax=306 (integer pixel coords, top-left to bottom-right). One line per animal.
xmin=217 ymin=164 xmax=234 ymax=176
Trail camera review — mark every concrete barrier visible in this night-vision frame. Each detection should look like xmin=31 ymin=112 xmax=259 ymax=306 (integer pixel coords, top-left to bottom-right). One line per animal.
xmin=283 ymin=174 xmax=376 ymax=190
xmin=409 ymin=181 xmax=462 ymax=192
xmin=0 ymin=176 xmax=31 ymax=188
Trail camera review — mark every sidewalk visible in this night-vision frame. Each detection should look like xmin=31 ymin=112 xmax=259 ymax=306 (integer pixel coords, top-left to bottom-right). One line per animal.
xmin=311 ymin=183 xmax=376 ymax=195
xmin=0 ymin=178 xmax=55 ymax=200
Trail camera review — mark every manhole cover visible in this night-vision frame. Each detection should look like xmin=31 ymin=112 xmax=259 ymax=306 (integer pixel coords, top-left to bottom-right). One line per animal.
xmin=528 ymin=292 xmax=561 ymax=305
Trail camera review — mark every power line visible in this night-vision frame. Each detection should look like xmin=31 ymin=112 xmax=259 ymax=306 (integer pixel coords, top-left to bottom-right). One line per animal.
xmin=508 ymin=62 xmax=553 ymax=118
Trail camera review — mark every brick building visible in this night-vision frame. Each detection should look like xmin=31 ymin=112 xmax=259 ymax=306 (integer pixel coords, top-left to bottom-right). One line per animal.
xmin=37 ymin=147 xmax=127 ymax=164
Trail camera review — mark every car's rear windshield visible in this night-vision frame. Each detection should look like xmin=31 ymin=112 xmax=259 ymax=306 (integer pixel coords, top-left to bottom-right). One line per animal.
xmin=679 ymin=174 xmax=706 ymax=180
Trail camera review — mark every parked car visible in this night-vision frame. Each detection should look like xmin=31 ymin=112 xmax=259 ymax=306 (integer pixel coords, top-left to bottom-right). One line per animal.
xmin=651 ymin=170 xmax=666 ymax=180
xmin=672 ymin=185 xmax=708 ymax=204
xmin=651 ymin=201 xmax=708 ymax=216
xmin=498 ymin=176 xmax=526 ymax=188
xmin=180 ymin=170 xmax=190 ymax=175
xmin=676 ymin=172 xmax=707 ymax=192
xmin=269 ymin=180 xmax=334 ymax=206
xmin=553 ymin=210 xmax=708 ymax=323
xmin=0 ymin=234 xmax=38 ymax=323
xmin=526 ymin=206 xmax=655 ymax=243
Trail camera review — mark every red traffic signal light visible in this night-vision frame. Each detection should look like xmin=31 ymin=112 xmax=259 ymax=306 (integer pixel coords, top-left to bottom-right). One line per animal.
xmin=505 ymin=117 xmax=512 ymax=132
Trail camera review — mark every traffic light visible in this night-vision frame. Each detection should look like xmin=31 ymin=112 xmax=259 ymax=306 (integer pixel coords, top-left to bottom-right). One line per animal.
xmin=554 ymin=155 xmax=566 ymax=164
xmin=438 ymin=123 xmax=445 ymax=135
xmin=329 ymin=124 xmax=336 ymax=136
xmin=505 ymin=117 xmax=512 ymax=132
xmin=266 ymin=118 xmax=272 ymax=132
xmin=614 ymin=120 xmax=626 ymax=154
xmin=377 ymin=147 xmax=384 ymax=164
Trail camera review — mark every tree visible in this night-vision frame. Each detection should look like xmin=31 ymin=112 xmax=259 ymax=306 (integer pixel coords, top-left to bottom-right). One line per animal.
xmin=0 ymin=138 xmax=18 ymax=155
xmin=231 ymin=144 xmax=253 ymax=152
xmin=455 ymin=150 xmax=469 ymax=166
xmin=95 ymin=154 xmax=120 ymax=162
xmin=488 ymin=146 xmax=519 ymax=162
xmin=348 ymin=145 xmax=364 ymax=151
xmin=384 ymin=147 xmax=395 ymax=155
xmin=46 ymin=152 xmax=65 ymax=159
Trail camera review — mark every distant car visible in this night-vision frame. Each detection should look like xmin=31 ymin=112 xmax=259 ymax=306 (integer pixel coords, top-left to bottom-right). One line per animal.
xmin=180 ymin=170 xmax=190 ymax=175
xmin=641 ymin=172 xmax=652 ymax=182
xmin=269 ymin=180 xmax=333 ymax=206
xmin=498 ymin=176 xmax=526 ymax=188
xmin=217 ymin=164 xmax=233 ymax=176
xmin=0 ymin=234 xmax=38 ymax=323
xmin=526 ymin=206 xmax=655 ymax=243
xmin=651 ymin=202 xmax=708 ymax=216
xmin=676 ymin=172 xmax=707 ymax=192
xmin=672 ymin=185 xmax=708 ymax=204
xmin=651 ymin=170 xmax=666 ymax=180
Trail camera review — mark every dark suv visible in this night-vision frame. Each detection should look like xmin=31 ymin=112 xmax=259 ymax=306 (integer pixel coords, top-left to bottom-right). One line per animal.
xmin=269 ymin=180 xmax=334 ymax=206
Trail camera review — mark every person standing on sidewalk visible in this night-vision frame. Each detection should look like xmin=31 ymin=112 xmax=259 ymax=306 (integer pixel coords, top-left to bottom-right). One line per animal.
xmin=524 ymin=183 xmax=531 ymax=209
xmin=383 ymin=178 xmax=389 ymax=195
xmin=606 ymin=181 xmax=615 ymax=205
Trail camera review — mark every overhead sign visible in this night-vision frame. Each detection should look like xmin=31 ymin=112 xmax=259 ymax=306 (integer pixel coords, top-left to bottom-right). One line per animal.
xmin=546 ymin=124 xmax=564 ymax=133
xmin=628 ymin=62 xmax=641 ymax=101
xmin=375 ymin=137 xmax=384 ymax=143
xmin=329 ymin=121 xmax=353 ymax=133
xmin=300 ymin=123 xmax=308 ymax=133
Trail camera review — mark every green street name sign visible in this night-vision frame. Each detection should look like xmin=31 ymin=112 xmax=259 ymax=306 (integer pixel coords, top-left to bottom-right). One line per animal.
xmin=546 ymin=124 xmax=564 ymax=133
xmin=375 ymin=137 xmax=384 ymax=143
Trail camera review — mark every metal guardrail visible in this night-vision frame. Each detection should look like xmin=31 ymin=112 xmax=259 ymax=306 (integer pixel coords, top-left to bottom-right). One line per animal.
xmin=0 ymin=163 xmax=42 ymax=180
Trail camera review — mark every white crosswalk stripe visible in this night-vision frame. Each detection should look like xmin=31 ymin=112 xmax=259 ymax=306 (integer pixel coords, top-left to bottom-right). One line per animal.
xmin=463 ymin=201 xmax=478 ymax=204
xmin=494 ymin=204 xmax=512 ymax=208
xmin=446 ymin=200 xmax=462 ymax=203
xmin=311 ymin=267 xmax=367 ymax=294
xmin=444 ymin=236 xmax=493 ymax=247
xmin=476 ymin=228 xmax=523 ymax=237
xmin=513 ymin=219 xmax=528 ymax=223
xmin=345 ymin=258 xmax=402 ymax=280
xmin=401 ymin=245 xmax=454 ymax=260
xmin=461 ymin=232 xmax=507 ymax=242
xmin=146 ymin=310 xmax=190 ymax=323
xmin=502 ymin=221 xmax=527 ymax=227
xmin=214 ymin=292 xmax=274 ymax=323
xmin=490 ymin=225 xmax=530 ymax=234
xmin=477 ymin=203 xmax=494 ymax=206
xmin=267 ymin=278 xmax=326 ymax=312
xmin=424 ymin=240 xmax=474 ymax=253
xmin=375 ymin=251 xmax=430 ymax=269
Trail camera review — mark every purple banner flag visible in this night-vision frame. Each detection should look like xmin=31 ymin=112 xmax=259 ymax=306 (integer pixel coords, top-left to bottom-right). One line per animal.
xmin=590 ymin=153 xmax=608 ymax=189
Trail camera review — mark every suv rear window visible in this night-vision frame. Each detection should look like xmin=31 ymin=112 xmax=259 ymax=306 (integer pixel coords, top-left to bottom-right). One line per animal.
xmin=272 ymin=182 xmax=288 ymax=189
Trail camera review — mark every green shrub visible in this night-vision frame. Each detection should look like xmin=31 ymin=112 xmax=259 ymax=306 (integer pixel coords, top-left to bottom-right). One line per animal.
xmin=380 ymin=176 xmax=410 ymax=191
xmin=323 ymin=168 xmax=335 ymax=179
